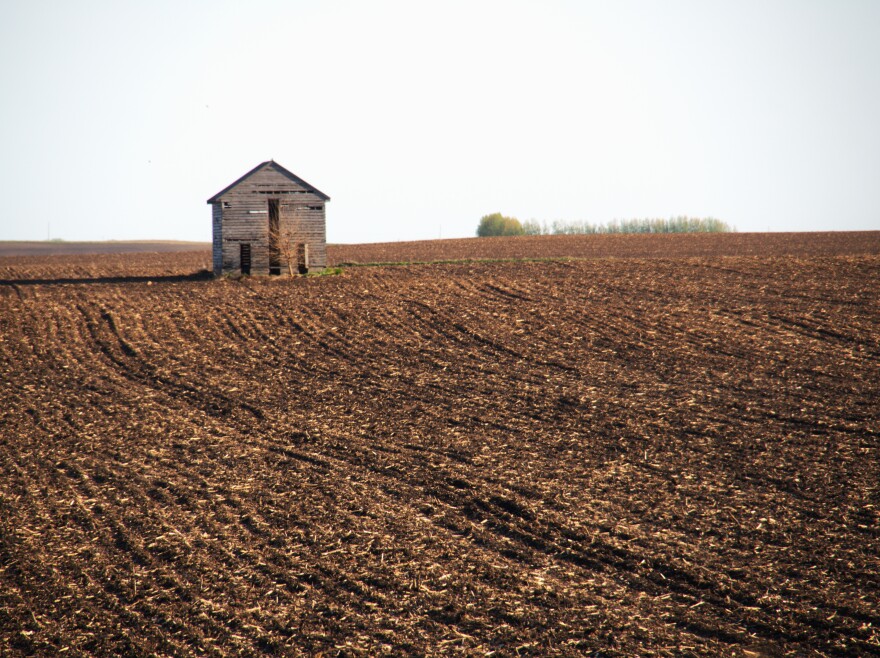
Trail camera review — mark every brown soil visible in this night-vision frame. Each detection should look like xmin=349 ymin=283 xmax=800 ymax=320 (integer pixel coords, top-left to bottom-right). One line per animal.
xmin=0 ymin=241 xmax=211 ymax=258
xmin=1 ymin=233 xmax=878 ymax=656
xmin=328 ymin=231 xmax=880 ymax=264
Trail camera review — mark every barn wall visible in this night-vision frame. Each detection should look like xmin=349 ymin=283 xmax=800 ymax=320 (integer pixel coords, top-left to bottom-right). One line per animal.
xmin=211 ymin=203 xmax=223 ymax=276
xmin=214 ymin=166 xmax=327 ymax=275
xmin=279 ymin=203 xmax=327 ymax=270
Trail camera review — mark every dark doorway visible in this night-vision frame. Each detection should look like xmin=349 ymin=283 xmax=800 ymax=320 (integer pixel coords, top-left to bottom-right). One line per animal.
xmin=240 ymin=243 xmax=251 ymax=275
xmin=297 ymin=243 xmax=310 ymax=274
xmin=268 ymin=199 xmax=281 ymax=275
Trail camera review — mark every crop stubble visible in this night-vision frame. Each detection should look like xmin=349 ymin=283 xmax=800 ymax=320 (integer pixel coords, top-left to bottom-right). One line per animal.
xmin=0 ymin=234 xmax=878 ymax=656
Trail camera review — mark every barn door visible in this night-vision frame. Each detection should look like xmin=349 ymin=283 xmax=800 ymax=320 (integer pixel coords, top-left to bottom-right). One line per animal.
xmin=297 ymin=243 xmax=310 ymax=274
xmin=240 ymin=243 xmax=251 ymax=275
xmin=268 ymin=199 xmax=281 ymax=275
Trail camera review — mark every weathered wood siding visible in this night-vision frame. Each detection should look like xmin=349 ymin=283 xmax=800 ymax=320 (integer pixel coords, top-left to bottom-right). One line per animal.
xmin=213 ymin=165 xmax=327 ymax=275
xmin=279 ymin=202 xmax=327 ymax=270
xmin=212 ymin=203 xmax=223 ymax=276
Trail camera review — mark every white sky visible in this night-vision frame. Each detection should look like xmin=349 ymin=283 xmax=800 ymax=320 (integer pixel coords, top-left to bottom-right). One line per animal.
xmin=1 ymin=0 xmax=878 ymax=243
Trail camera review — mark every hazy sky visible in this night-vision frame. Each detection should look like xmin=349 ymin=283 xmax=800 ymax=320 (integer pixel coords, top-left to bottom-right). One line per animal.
xmin=1 ymin=1 xmax=878 ymax=243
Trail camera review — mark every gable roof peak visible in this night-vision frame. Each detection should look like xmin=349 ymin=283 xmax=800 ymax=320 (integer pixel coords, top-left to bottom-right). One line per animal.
xmin=207 ymin=160 xmax=330 ymax=203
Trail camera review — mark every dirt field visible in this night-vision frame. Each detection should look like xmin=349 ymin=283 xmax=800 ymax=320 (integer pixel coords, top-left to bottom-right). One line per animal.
xmin=1 ymin=233 xmax=878 ymax=656
xmin=327 ymin=231 xmax=880 ymax=264
xmin=0 ymin=241 xmax=211 ymax=258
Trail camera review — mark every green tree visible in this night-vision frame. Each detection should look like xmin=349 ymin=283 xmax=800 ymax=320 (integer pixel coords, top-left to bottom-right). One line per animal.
xmin=476 ymin=213 xmax=525 ymax=237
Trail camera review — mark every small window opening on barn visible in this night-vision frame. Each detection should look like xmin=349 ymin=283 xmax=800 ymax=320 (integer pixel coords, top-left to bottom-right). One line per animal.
xmin=223 ymin=201 xmax=231 ymax=208
xmin=308 ymin=205 xmax=324 ymax=211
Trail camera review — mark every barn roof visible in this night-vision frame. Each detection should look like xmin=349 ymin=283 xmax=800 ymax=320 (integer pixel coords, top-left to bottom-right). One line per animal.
xmin=206 ymin=160 xmax=330 ymax=203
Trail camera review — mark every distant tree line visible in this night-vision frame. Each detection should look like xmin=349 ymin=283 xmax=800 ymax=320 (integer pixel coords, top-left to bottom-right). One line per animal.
xmin=477 ymin=213 xmax=734 ymax=237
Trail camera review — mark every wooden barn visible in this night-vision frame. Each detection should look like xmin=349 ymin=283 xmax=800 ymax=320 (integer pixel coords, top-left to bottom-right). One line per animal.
xmin=207 ymin=161 xmax=330 ymax=277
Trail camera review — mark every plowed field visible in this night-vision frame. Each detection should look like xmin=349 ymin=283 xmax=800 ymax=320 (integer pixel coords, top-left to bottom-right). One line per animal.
xmin=1 ymin=233 xmax=878 ymax=656
xmin=327 ymin=231 xmax=880 ymax=264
